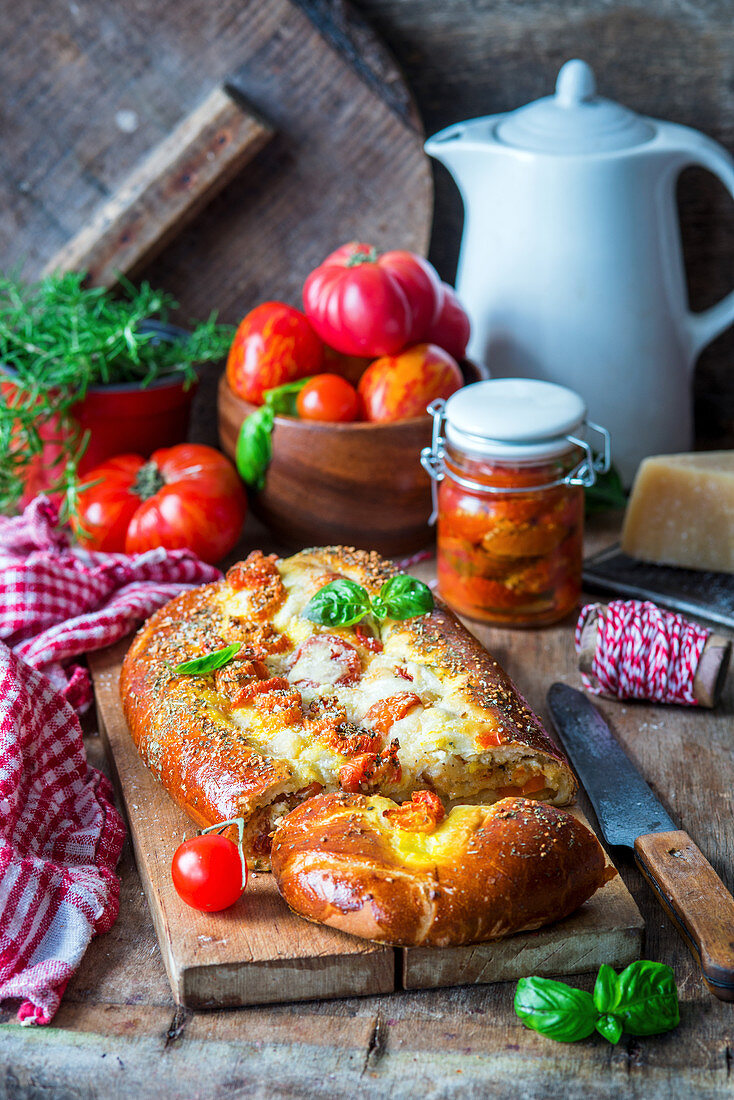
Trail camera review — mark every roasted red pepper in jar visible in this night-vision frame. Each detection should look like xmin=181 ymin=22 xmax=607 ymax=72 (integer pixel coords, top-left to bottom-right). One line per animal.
xmin=436 ymin=448 xmax=584 ymax=626
xmin=424 ymin=379 xmax=608 ymax=627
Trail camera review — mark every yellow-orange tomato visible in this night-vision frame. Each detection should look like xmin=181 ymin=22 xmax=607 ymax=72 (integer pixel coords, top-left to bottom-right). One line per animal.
xmin=358 ymin=343 xmax=462 ymax=422
xmin=226 ymin=302 xmax=323 ymax=405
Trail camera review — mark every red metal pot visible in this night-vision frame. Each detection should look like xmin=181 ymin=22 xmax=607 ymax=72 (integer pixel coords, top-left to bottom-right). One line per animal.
xmin=2 ymin=322 xmax=201 ymax=502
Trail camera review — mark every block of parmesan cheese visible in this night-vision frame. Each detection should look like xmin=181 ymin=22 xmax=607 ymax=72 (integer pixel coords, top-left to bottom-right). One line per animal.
xmin=621 ymin=451 xmax=734 ymax=573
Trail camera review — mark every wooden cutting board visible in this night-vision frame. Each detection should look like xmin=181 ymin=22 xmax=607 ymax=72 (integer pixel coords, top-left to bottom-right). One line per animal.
xmin=89 ymin=639 xmax=643 ymax=1009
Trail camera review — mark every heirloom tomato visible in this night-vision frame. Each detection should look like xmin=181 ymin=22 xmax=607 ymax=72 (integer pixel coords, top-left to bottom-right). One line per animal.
xmin=72 ymin=444 xmax=247 ymax=564
xmin=302 ymin=242 xmax=442 ymax=358
xmin=226 ymin=302 xmax=323 ymax=405
xmin=358 ymin=343 xmax=463 ymax=423
xmin=172 ymin=833 xmax=247 ymax=912
xmin=296 ymin=374 xmax=360 ymax=422
xmin=427 ymin=283 xmax=471 ymax=362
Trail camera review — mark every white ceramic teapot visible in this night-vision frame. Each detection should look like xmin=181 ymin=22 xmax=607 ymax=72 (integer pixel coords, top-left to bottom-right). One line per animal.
xmin=425 ymin=60 xmax=734 ymax=484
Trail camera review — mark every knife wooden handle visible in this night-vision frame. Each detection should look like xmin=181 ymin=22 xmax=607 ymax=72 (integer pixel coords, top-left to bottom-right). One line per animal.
xmin=635 ymin=830 xmax=734 ymax=1001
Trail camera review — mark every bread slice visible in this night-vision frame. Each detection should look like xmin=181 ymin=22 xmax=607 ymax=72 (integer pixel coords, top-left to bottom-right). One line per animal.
xmin=271 ymin=792 xmax=614 ymax=946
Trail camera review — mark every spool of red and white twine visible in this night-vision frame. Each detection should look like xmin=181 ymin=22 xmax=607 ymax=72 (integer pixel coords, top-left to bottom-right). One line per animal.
xmin=575 ymin=599 xmax=731 ymax=708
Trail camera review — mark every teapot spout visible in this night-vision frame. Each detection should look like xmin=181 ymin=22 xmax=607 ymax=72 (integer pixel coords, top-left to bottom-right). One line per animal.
xmin=424 ymin=117 xmax=501 ymax=189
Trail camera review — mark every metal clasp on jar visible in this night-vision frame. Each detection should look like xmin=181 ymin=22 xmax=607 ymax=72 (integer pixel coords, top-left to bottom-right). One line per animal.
xmin=420 ymin=399 xmax=611 ymax=523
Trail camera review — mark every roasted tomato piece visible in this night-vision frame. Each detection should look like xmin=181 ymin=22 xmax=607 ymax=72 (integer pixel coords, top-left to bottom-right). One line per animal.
xmin=228 ymin=619 xmax=292 ymax=656
xmin=494 ymin=774 xmax=547 ymax=799
xmin=234 ymin=675 xmax=290 ymax=705
xmin=475 ymin=725 xmax=505 ymax=750
xmin=383 ymin=790 xmax=446 ymax=833
xmin=363 ymin=692 xmax=421 ymax=736
xmin=354 ymin=624 xmax=383 ymax=653
xmin=312 ymin=572 xmax=344 ymax=592
xmin=226 ymin=551 xmax=286 ymax=620
xmin=214 ymin=655 xmax=269 ymax=700
xmin=338 ymin=738 xmax=401 ymax=792
xmin=289 ymin=634 xmax=362 ymax=687
xmin=253 ymin=686 xmax=303 ymax=725
xmin=324 ymin=722 xmax=381 ymax=757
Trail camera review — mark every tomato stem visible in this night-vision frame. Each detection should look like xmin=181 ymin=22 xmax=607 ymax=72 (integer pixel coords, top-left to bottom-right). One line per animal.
xmin=345 ymin=247 xmax=378 ymax=268
xmin=200 ymin=817 xmax=247 ymax=891
xmin=132 ymin=460 xmax=165 ymax=500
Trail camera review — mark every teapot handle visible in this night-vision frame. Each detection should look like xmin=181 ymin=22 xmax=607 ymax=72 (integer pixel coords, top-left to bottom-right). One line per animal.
xmin=675 ymin=136 xmax=734 ymax=359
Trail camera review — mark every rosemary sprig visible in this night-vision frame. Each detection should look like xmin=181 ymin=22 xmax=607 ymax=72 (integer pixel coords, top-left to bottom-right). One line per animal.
xmin=0 ymin=271 xmax=234 ymax=516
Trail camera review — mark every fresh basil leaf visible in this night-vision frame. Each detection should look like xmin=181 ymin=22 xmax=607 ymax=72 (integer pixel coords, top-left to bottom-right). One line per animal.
xmin=593 ymin=963 xmax=620 ymax=1014
xmin=303 ymin=578 xmax=372 ymax=627
xmin=370 ymin=594 xmax=388 ymax=620
xmin=172 ymin=643 xmax=242 ymax=676
xmin=263 ymin=377 xmax=313 ymax=416
xmin=236 ymin=405 xmax=274 ymax=489
xmin=514 ymin=977 xmax=598 ymax=1043
xmin=596 ymin=1014 xmax=624 ymax=1045
xmin=612 ymin=961 xmax=680 ymax=1036
xmin=379 ymin=574 xmax=434 ymax=621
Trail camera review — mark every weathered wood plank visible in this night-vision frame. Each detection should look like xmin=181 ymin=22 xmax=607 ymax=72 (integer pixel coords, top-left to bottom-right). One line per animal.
xmin=43 ymin=86 xmax=274 ymax=288
xmin=402 ymin=849 xmax=643 ymax=990
xmin=90 ymin=640 xmax=395 ymax=1009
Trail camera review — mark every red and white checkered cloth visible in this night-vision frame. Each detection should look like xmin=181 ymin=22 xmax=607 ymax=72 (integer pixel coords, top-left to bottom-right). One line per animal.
xmin=0 ymin=496 xmax=221 ymax=1025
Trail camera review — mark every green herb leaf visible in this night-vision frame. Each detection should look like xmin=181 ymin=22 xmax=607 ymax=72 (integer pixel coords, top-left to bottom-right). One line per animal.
xmin=514 ymin=977 xmax=598 ymax=1043
xmin=596 ymin=1015 xmax=624 ymax=1045
xmin=172 ymin=643 xmax=242 ymax=676
xmin=612 ymin=961 xmax=680 ymax=1036
xmin=515 ymin=963 xmax=680 ymax=1047
xmin=303 ymin=578 xmax=372 ymax=627
xmin=379 ymin=574 xmax=434 ymax=620
xmin=593 ymin=963 xmax=620 ymax=1014
xmin=0 ymin=270 xmax=234 ymax=517
xmin=236 ymin=406 xmax=274 ymax=489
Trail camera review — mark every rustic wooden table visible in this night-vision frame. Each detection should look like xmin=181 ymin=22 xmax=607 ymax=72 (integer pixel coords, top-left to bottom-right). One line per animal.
xmin=2 ymin=514 xmax=732 ymax=1099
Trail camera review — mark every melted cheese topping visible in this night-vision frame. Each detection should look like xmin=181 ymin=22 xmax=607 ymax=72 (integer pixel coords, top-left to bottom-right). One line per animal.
xmin=358 ymin=798 xmax=487 ymax=868
xmin=213 ymin=556 xmax=561 ymax=806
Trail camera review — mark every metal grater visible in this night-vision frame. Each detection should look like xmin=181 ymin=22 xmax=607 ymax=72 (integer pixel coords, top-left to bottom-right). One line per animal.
xmin=583 ymin=544 xmax=734 ymax=630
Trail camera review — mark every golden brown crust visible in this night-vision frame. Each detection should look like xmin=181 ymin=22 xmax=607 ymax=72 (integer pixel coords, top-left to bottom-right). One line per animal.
xmin=120 ymin=584 xmax=294 ymax=830
xmin=271 ymin=793 xmax=614 ymax=946
xmin=387 ymin=604 xmax=565 ymax=762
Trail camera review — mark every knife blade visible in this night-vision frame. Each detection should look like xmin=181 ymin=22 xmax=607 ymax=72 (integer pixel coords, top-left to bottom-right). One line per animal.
xmin=547 ymin=682 xmax=734 ymax=1002
xmin=546 ymin=682 xmax=676 ymax=846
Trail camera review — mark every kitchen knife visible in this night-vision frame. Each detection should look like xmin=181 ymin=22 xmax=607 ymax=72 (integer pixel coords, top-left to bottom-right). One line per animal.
xmin=547 ymin=681 xmax=734 ymax=1001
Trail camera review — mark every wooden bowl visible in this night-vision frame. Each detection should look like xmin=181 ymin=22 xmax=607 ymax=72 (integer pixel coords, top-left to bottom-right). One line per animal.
xmin=218 ymin=375 xmax=446 ymax=556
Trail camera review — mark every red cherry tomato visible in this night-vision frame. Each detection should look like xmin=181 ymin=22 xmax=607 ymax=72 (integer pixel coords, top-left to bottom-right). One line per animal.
xmin=296 ymin=374 xmax=360 ymax=422
xmin=303 ymin=243 xmax=442 ymax=358
xmin=72 ymin=443 xmax=247 ymax=563
xmin=171 ymin=833 xmax=247 ymax=912
xmin=358 ymin=343 xmax=463 ymax=423
xmin=426 ymin=283 xmax=471 ymax=362
xmin=226 ymin=302 xmax=324 ymax=405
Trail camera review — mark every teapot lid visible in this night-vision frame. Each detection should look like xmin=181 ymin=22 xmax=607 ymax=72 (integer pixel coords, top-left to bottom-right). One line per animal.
xmin=496 ymin=60 xmax=655 ymax=154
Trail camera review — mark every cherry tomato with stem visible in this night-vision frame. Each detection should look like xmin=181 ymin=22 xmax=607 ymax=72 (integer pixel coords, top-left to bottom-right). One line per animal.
xmin=296 ymin=373 xmax=360 ymax=422
xmin=171 ymin=818 xmax=248 ymax=912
